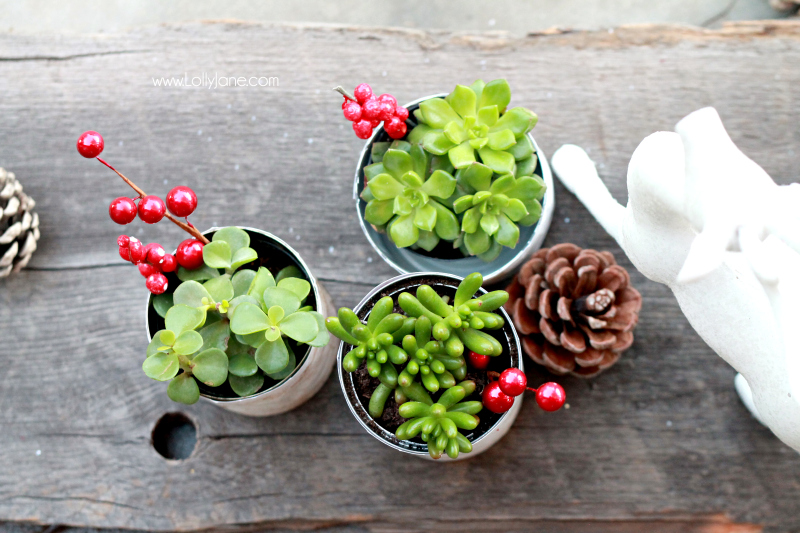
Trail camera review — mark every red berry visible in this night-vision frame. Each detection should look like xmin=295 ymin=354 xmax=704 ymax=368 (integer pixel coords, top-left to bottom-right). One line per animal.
xmin=165 ymin=186 xmax=198 ymax=217
xmin=395 ymin=105 xmax=409 ymax=121
xmin=109 ymin=197 xmax=137 ymax=225
xmin=161 ymin=254 xmax=178 ymax=273
xmin=138 ymin=195 xmax=166 ymax=224
xmin=138 ymin=263 xmax=159 ymax=278
xmin=117 ymin=235 xmax=130 ymax=248
xmin=377 ymin=101 xmax=396 ymax=122
xmin=341 ymin=98 xmax=349 ymax=110
xmin=77 ymin=131 xmax=104 ymax=158
xmin=118 ymin=245 xmax=131 ymax=262
xmin=146 ymin=243 xmax=166 ymax=265
xmin=362 ymin=99 xmax=381 ymax=121
xmin=482 ymin=381 xmax=514 ymax=414
xmin=176 ymin=239 xmax=205 ymax=270
xmin=385 ymin=117 xmax=407 ymax=140
xmin=353 ymin=120 xmax=374 ymax=140
xmin=498 ymin=368 xmax=527 ymax=397
xmin=378 ymin=93 xmax=397 ymax=107
xmin=146 ymin=273 xmax=168 ymax=294
xmin=467 ymin=350 xmax=490 ymax=370
xmin=128 ymin=238 xmax=145 ymax=264
xmin=353 ymin=83 xmax=373 ymax=104
xmin=370 ymin=119 xmax=381 ymax=128
xmin=536 ymin=382 xmax=566 ymax=412
xmin=343 ymin=101 xmax=362 ymax=122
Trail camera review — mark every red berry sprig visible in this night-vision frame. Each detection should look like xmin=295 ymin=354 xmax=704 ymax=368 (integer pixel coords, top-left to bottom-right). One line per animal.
xmin=116 ymin=235 xmax=179 ymax=295
xmin=334 ymin=84 xmax=409 ymax=140
xmin=481 ymin=368 xmax=566 ymax=414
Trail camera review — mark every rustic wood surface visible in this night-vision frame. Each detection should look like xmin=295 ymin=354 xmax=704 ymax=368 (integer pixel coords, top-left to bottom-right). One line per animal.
xmin=1 ymin=20 xmax=799 ymax=533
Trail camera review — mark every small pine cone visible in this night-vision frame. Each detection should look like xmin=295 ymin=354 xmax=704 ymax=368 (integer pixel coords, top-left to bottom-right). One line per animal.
xmin=505 ymin=243 xmax=642 ymax=378
xmin=0 ymin=168 xmax=40 ymax=278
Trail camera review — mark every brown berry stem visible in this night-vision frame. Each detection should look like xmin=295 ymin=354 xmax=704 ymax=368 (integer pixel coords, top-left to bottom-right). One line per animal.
xmin=96 ymin=157 xmax=210 ymax=244
xmin=333 ymin=86 xmax=356 ymax=101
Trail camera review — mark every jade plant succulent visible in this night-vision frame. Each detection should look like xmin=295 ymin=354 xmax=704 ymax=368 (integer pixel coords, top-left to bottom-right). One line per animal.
xmin=326 ymin=272 xmax=511 ymax=459
xmin=342 ymin=80 xmax=546 ymax=261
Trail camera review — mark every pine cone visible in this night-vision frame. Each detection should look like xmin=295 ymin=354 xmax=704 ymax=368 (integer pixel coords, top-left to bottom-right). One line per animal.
xmin=505 ymin=244 xmax=642 ymax=378
xmin=0 ymin=168 xmax=40 ymax=278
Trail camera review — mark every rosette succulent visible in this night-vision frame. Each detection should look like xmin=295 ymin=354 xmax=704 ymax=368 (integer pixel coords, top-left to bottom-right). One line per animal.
xmin=362 ymin=141 xmax=460 ymax=250
xmin=407 ymin=79 xmax=538 ymax=174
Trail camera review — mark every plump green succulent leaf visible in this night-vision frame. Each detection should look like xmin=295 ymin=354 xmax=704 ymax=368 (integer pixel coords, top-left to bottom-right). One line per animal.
xmin=409 ymin=144 xmax=429 ymax=177
xmin=365 ymin=199 xmax=394 ymax=226
xmin=418 ymin=98 xmax=461 ymax=128
xmin=198 ymin=320 xmax=230 ymax=352
xmin=382 ymin=149 xmax=414 ymax=179
xmin=165 ymin=305 xmax=204 ymax=336
xmin=264 ymin=324 xmax=282 ymax=342
xmin=518 ymin=199 xmax=543 ymax=226
xmin=371 ymin=141 xmax=391 ymax=162
xmin=227 ymin=294 xmax=259 ymax=320
xmin=478 ymin=239 xmax=503 ymax=262
xmin=278 ymin=277 xmax=311 ymax=302
xmin=406 ymin=123 xmax=432 ymax=144
xmin=428 ymin=202 xmax=458 ymax=241
xmin=368 ymin=174 xmax=404 ymax=201
xmin=478 ymin=79 xmax=511 ymax=112
xmin=420 ymin=169 xmax=456 ymax=199
xmin=142 ymin=352 xmax=180 ymax=381
xmin=231 ymin=269 xmax=257 ymax=297
xmin=177 ymin=264 xmax=220 ymax=282
xmin=422 ymin=130 xmax=456 ymax=156
xmin=480 ymin=213 xmax=500 ymax=236
xmin=477 ymin=105 xmax=499 ymax=127
xmin=173 ymin=330 xmax=204 ymax=356
xmin=203 ymin=276 xmax=234 ymax=303
xmin=503 ymin=198 xmax=529 ymax=221
xmin=399 ymin=171 xmax=423 ymax=188
xmin=462 ymin=163 xmax=493 ymax=192
xmin=173 ymin=280 xmax=212 ymax=308
xmin=203 ymin=241 xmax=232 ymax=269
xmin=393 ymin=194 xmax=413 ymax=216
xmin=478 ymin=147 xmax=515 ymax=174
xmin=263 ymin=287 xmax=301 ymax=316
xmin=448 ymin=141 xmax=476 ymax=169
xmin=191 ymin=348 xmax=228 ymax=387
xmin=487 ymin=129 xmax=517 ymax=151
xmin=229 ymin=302 xmax=270 ymax=335
xmin=248 ymin=267 xmax=276 ymax=303
xmin=230 ymin=247 xmax=258 ymax=271
xmin=389 ymin=213 xmax=419 ymax=248
xmin=495 ymin=214 xmax=520 ymax=248
xmin=152 ymin=293 xmax=174 ymax=318
xmin=415 ymin=230 xmax=440 ymax=252
xmin=462 ymin=206 xmax=482 ymax=234
xmin=491 ymin=107 xmax=537 ymax=136
xmin=275 ymin=266 xmax=304 ymax=283
xmin=464 ymin=228 xmax=491 ymax=255
xmin=443 ymin=121 xmax=468 ymax=145
xmin=255 ymin=338 xmax=290 ymax=374
xmin=515 ymin=155 xmax=537 ymax=177
xmin=413 ymin=203 xmax=437 ymax=232
xmin=508 ymin=135 xmax=534 ymax=160
xmin=306 ymin=311 xmax=331 ymax=347
xmin=279 ymin=311 xmax=319 ymax=343
xmin=268 ymin=305 xmax=285 ymax=325
xmin=446 ymin=84 xmax=477 ymax=118
xmin=237 ymin=331 xmax=267 ymax=348
xmin=267 ymin=346 xmax=297 ymax=381
xmin=229 ymin=372 xmax=264 ymax=397
xmin=167 ymin=373 xmax=200 ymax=404
xmin=212 ymin=227 xmax=250 ymax=254
xmin=147 ymin=330 xmax=174 ymax=356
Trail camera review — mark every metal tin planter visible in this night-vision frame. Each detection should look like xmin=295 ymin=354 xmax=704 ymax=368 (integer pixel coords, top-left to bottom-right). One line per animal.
xmin=337 ymin=272 xmax=523 ymax=461
xmin=146 ymin=227 xmax=338 ymax=417
xmin=354 ymin=94 xmax=555 ymax=286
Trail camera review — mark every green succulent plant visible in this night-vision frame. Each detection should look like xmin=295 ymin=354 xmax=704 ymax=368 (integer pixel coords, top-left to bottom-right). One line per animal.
xmin=397 ymin=315 xmax=467 ymax=394
xmin=452 ymin=162 xmax=546 ymax=261
xmin=395 ymin=381 xmax=482 ymax=460
xmin=362 ymin=141 xmax=460 ymax=250
xmin=145 ymin=226 xmax=330 ymax=404
xmin=407 ymin=79 xmax=538 ymax=175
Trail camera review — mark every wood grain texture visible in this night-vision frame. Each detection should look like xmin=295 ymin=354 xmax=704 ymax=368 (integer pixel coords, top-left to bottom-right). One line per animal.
xmin=0 ymin=20 xmax=799 ymax=533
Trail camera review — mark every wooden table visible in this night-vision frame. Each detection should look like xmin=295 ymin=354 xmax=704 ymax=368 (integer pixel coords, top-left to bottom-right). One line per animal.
xmin=1 ymin=20 xmax=799 ymax=533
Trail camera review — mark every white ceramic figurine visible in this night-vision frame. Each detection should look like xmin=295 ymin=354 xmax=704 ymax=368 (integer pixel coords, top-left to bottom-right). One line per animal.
xmin=550 ymin=107 xmax=800 ymax=452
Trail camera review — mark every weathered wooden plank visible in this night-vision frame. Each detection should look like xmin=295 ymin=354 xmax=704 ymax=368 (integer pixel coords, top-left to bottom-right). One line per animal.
xmin=0 ymin=21 xmax=799 ymax=533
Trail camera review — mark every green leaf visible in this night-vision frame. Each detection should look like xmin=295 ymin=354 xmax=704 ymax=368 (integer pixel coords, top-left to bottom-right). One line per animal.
xmin=229 ymin=372 xmax=264 ymax=397
xmin=389 ymin=213 xmax=419 ymax=248
xmin=461 ymin=163 xmax=493 ymax=192
xmin=462 ymin=206 xmax=482 ymax=234
xmin=421 ymin=170 xmax=456 ymax=199
xmin=478 ymin=147 xmax=516 ymax=174
xmin=477 ymin=105 xmax=499 ymax=127
xmin=413 ymin=203 xmax=437 ymax=232
xmin=227 ymin=294 xmax=259 ymax=320
xmin=503 ymin=198 xmax=529 ymax=221
xmin=147 ymin=330 xmax=174 ymax=357
xmin=173 ymin=280 xmax=212 ymax=308
xmin=142 ymin=352 xmax=180 ymax=382
xmin=279 ymin=311 xmax=319 ymax=343
xmin=394 ymin=194 xmax=413 ymax=216
xmin=406 ymin=123 xmax=432 ymax=144
xmin=382 ymin=149 xmax=414 ymax=179
xmin=231 ymin=247 xmax=258 ymax=271
xmin=167 ymin=374 xmax=200 ymax=405
xmin=469 ymin=79 xmax=486 ymax=101
xmin=495 ymin=213 xmax=520 ymax=248
xmin=198 ymin=320 xmax=230 ymax=352
xmin=152 ymin=293 xmax=174 ymax=318
xmin=165 ymin=305 xmax=204 ymax=336
xmin=173 ymin=330 xmax=204 ymax=356
xmin=478 ymin=239 xmax=504 ymax=263
xmin=229 ymin=302 xmax=270 ymax=335
xmin=368 ymin=173 xmax=404 ymax=201
xmin=464 ymin=228 xmax=491 ymax=255
xmin=515 ymin=155 xmax=537 ymax=177
xmin=478 ymin=79 xmax=511 ymax=112
xmin=204 ymin=276 xmax=235 ymax=303
xmin=490 ymin=173 xmax=516 ymax=194
xmin=364 ymin=162 xmax=385 ymax=181
xmin=491 ymin=107 xmax=537 ymax=136
xmin=191 ymin=348 xmax=228 ymax=387
xmin=231 ymin=269 xmax=256 ymax=297
xmin=508 ymin=135 xmax=534 ymax=160
xmin=228 ymin=352 xmax=258 ymax=377
xmin=416 ymin=230 xmax=440 ymax=252
xmin=409 ymin=144 xmax=429 ymax=177
xmin=371 ymin=141 xmax=391 ymax=162
xmin=268 ymin=305 xmax=285 ymax=325
xmin=365 ymin=199 xmax=395 ymax=225
xmin=453 ymin=195 xmax=474 ymax=214
xmin=248 ymin=267 xmax=276 ymax=304
xmin=212 ymin=227 xmax=250 ymax=255
xmin=443 ymin=121 xmax=468 ymax=145
xmin=278 ymin=277 xmax=311 ymax=302
xmin=267 ymin=345 xmax=297 ymax=381
xmin=237 ymin=331 xmax=267 ymax=348
xmin=508 ymin=175 xmax=546 ymax=201
xmin=264 ymin=325 xmax=282 ymax=342
xmin=448 ymin=141 xmax=476 ymax=169
xmin=306 ymin=311 xmax=330 ymax=348
xmin=263 ymin=287 xmax=301 ymax=316
xmin=422 ymin=130 xmax=456 ymax=156
xmin=255 ymin=338 xmax=290 ymax=374
xmin=418 ymin=98 xmax=462 ymax=128
xmin=518 ymin=199 xmax=543 ymax=226
xmin=480 ymin=213 xmax=500 ymax=236
xmin=275 ymin=266 xmax=304 ymax=283
xmin=447 ymin=84 xmax=477 ymax=118
xmin=203 ymin=241 xmax=232 ymax=269
xmin=177 ymin=264 xmax=220 ymax=282
xmin=431 ymin=201 xmax=461 ymax=241
xmin=399 ymin=170 xmax=423 ymax=188
xmin=487 ymin=129 xmax=517 ymax=151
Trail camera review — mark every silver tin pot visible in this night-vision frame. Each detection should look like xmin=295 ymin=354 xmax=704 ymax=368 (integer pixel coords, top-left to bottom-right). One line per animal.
xmin=337 ymin=272 xmax=523 ymax=461
xmin=354 ymin=94 xmax=555 ymax=286
xmin=146 ymin=227 xmax=338 ymax=417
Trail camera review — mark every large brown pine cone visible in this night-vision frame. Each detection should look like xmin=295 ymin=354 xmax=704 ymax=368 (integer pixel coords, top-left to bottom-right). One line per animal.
xmin=505 ymin=244 xmax=642 ymax=378
xmin=0 ymin=168 xmax=39 ymax=278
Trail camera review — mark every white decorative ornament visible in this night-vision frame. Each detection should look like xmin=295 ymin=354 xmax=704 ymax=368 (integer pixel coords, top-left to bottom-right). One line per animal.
xmin=550 ymin=108 xmax=800 ymax=452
